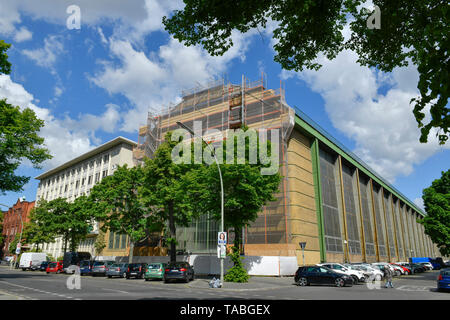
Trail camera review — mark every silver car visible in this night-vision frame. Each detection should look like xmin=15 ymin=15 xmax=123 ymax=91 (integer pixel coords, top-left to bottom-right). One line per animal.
xmin=106 ymin=263 xmax=129 ymax=278
xmin=91 ymin=260 xmax=115 ymax=277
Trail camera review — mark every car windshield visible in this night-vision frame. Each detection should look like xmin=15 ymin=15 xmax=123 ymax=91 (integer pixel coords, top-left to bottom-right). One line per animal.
xmin=149 ymin=264 xmax=162 ymax=269
xmin=110 ymin=264 xmax=120 ymax=268
xmin=49 ymin=263 xmax=57 ymax=267
xmin=440 ymin=270 xmax=450 ymax=276
xmin=93 ymin=262 xmax=105 ymax=266
xmin=80 ymin=261 xmax=90 ymax=267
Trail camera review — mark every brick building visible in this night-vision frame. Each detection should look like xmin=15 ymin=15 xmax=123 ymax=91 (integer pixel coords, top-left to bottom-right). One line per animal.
xmin=1 ymin=198 xmax=35 ymax=255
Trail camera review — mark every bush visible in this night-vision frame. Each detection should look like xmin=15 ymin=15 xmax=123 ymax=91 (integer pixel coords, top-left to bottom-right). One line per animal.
xmin=224 ymin=248 xmax=249 ymax=283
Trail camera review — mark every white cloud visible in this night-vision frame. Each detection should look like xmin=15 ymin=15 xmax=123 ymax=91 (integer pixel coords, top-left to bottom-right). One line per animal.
xmin=90 ymin=30 xmax=256 ymax=133
xmin=22 ymin=35 xmax=65 ymax=70
xmin=414 ymin=198 xmax=425 ymax=211
xmin=0 ymin=74 xmax=121 ymax=169
xmin=13 ymin=26 xmax=32 ymax=42
xmin=291 ymin=49 xmax=449 ymax=182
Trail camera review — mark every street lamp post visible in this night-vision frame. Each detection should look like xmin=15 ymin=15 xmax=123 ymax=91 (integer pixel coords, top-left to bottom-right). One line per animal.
xmin=176 ymin=121 xmax=225 ymax=287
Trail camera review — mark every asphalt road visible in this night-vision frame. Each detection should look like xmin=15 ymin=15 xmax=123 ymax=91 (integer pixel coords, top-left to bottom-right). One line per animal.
xmin=0 ymin=265 xmax=449 ymax=301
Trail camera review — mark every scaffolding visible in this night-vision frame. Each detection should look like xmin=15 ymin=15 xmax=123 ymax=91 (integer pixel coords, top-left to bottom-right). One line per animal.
xmin=134 ymin=74 xmax=295 ymax=254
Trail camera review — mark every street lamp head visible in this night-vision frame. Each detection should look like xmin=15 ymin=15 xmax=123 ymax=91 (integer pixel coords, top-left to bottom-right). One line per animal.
xmin=176 ymin=121 xmax=194 ymax=135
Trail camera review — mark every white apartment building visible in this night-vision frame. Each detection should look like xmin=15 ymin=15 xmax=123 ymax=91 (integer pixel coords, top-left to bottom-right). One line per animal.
xmin=34 ymin=136 xmax=137 ymax=259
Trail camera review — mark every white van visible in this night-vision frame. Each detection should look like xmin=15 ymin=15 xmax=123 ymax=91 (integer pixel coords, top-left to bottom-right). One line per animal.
xmin=19 ymin=252 xmax=48 ymax=271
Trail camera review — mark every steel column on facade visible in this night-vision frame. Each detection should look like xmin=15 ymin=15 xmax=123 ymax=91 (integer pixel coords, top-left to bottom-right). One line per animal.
xmin=355 ymin=168 xmax=367 ymax=262
xmin=311 ymin=138 xmax=326 ymax=262
xmin=337 ymin=155 xmax=350 ymax=263
xmin=390 ymin=195 xmax=400 ymax=261
xmin=380 ymin=187 xmax=391 ymax=262
xmin=369 ymin=179 xmax=380 ymax=262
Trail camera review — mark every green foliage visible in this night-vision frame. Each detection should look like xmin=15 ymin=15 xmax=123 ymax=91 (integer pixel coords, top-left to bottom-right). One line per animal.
xmin=0 ymin=41 xmax=52 ymax=194
xmin=419 ymin=169 xmax=450 ymax=256
xmin=140 ymin=131 xmax=204 ymax=263
xmin=0 ymin=40 xmax=11 ymax=74
xmin=224 ymin=249 xmax=250 ymax=283
xmin=192 ymin=127 xmax=282 ymax=250
xmin=88 ymin=165 xmax=155 ymax=241
xmin=31 ymin=197 xmax=93 ymax=253
xmin=8 ymin=237 xmax=19 ymax=254
xmin=94 ymin=231 xmax=106 ymax=257
xmin=164 ymin=0 xmax=449 ymax=144
xmin=0 ymin=99 xmax=52 ymax=194
xmin=22 ymin=204 xmax=56 ymax=249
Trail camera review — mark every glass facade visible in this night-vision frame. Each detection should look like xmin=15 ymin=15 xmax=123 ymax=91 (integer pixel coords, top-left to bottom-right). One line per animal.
xmin=341 ymin=164 xmax=361 ymax=255
xmin=359 ymin=174 xmax=376 ymax=257
xmin=319 ymin=149 xmax=343 ymax=253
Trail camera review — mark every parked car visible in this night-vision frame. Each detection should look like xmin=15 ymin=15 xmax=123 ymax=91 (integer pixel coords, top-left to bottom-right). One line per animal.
xmin=419 ymin=262 xmax=433 ymax=270
xmin=39 ymin=261 xmax=49 ymax=271
xmin=79 ymin=260 xmax=94 ymax=276
xmin=391 ymin=263 xmax=411 ymax=275
xmin=317 ymin=263 xmax=365 ymax=283
xmin=437 ymin=268 xmax=450 ymax=292
xmin=106 ymin=263 xmax=129 ymax=278
xmin=91 ymin=260 xmax=115 ymax=277
xmin=412 ymin=263 xmax=426 ymax=273
xmin=295 ymin=265 xmax=353 ymax=287
xmin=46 ymin=261 xmax=64 ymax=274
xmin=144 ymin=263 xmax=167 ymax=281
xmin=63 ymin=251 xmax=92 ymax=274
xmin=126 ymin=263 xmax=148 ymax=279
xmin=164 ymin=262 xmax=194 ymax=283
xmin=19 ymin=252 xmax=48 ymax=271
xmin=352 ymin=264 xmax=383 ymax=281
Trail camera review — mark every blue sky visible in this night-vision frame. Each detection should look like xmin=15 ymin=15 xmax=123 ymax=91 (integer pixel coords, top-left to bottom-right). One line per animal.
xmin=0 ymin=0 xmax=448 ymax=210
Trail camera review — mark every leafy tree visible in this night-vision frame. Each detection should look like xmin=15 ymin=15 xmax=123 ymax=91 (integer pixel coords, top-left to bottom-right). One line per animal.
xmin=66 ymin=196 xmax=93 ymax=252
xmin=88 ymin=164 xmax=160 ymax=264
xmin=22 ymin=205 xmax=56 ymax=252
xmin=0 ymin=40 xmax=11 ymax=74
xmin=93 ymin=231 xmax=106 ymax=260
xmin=419 ymin=169 xmax=450 ymax=256
xmin=163 ymin=0 xmax=449 ymax=144
xmin=0 ymin=41 xmax=52 ymax=194
xmin=140 ymin=132 xmax=204 ymax=264
xmin=196 ymin=128 xmax=281 ymax=254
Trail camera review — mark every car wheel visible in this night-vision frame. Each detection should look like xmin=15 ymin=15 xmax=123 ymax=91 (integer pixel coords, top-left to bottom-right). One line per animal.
xmin=122 ymin=272 xmax=126 ymax=278
xmin=297 ymin=277 xmax=308 ymax=286
xmin=375 ymin=274 xmax=382 ymax=281
xmin=335 ymin=278 xmax=345 ymax=287
xmin=107 ymin=275 xmax=112 ymax=278
xmin=46 ymin=272 xmax=49 ymax=274
xmin=351 ymin=275 xmax=358 ymax=284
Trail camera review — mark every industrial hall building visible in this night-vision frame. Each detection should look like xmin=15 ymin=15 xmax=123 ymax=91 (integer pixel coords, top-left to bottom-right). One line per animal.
xmin=133 ymin=74 xmax=439 ymax=269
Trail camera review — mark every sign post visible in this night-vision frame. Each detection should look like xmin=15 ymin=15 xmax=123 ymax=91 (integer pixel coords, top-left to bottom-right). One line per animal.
xmin=218 ymin=232 xmax=227 ymax=259
xmin=299 ymin=242 xmax=306 ymax=266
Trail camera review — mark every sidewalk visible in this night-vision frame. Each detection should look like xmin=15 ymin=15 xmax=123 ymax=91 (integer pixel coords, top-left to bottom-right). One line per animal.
xmin=188 ymin=276 xmax=296 ymax=291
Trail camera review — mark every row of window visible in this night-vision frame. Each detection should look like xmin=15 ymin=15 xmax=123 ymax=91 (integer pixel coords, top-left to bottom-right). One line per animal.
xmin=319 ymin=147 xmax=434 ymax=259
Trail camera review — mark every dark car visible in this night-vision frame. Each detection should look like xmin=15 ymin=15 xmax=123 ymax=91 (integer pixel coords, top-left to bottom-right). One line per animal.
xmin=437 ymin=268 xmax=450 ymax=292
xmin=294 ymin=266 xmax=353 ymax=287
xmin=91 ymin=260 xmax=115 ymax=277
xmin=106 ymin=263 xmax=129 ymax=278
xmin=39 ymin=261 xmax=49 ymax=271
xmin=164 ymin=262 xmax=194 ymax=283
xmin=63 ymin=252 xmax=92 ymax=274
xmin=79 ymin=260 xmax=94 ymax=276
xmin=126 ymin=263 xmax=148 ymax=279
